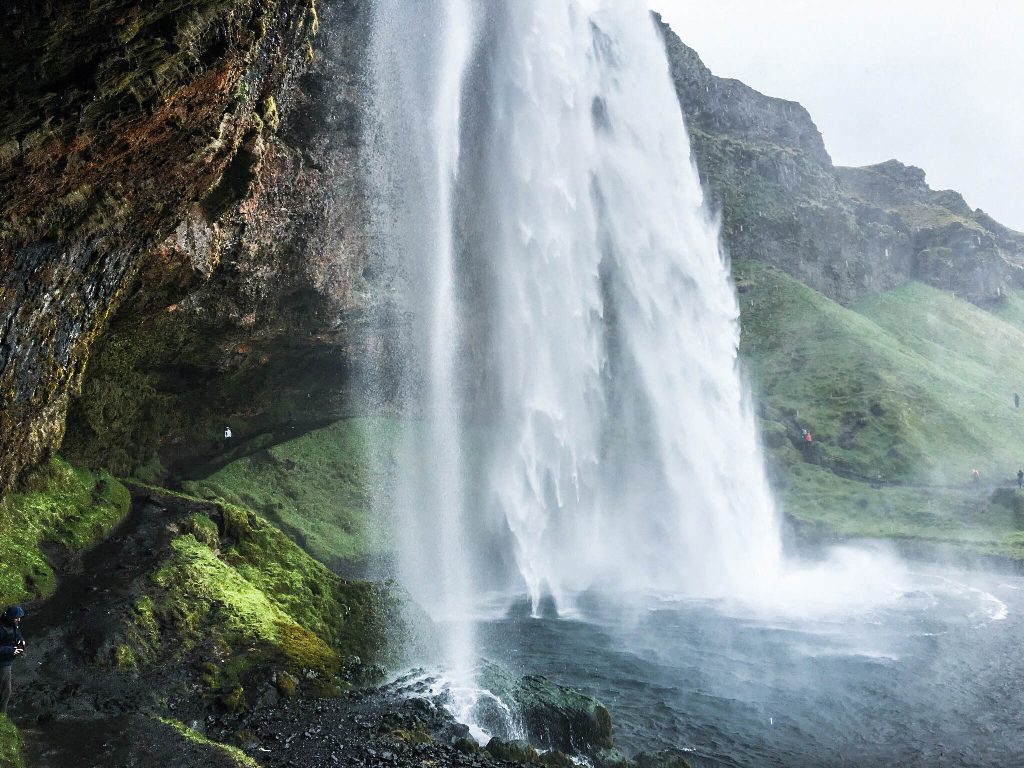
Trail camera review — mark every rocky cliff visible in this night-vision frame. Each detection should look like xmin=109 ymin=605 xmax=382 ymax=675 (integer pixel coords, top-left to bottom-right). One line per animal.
xmin=0 ymin=0 xmax=371 ymax=491
xmin=657 ymin=15 xmax=1024 ymax=306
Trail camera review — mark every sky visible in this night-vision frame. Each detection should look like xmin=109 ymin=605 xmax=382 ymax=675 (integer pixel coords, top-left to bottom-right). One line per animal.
xmin=654 ymin=0 xmax=1024 ymax=232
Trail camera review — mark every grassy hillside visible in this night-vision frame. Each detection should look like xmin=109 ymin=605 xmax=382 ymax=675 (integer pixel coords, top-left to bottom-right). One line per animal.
xmin=0 ymin=458 xmax=130 ymax=605
xmin=736 ymin=261 xmax=1024 ymax=558
xmin=185 ymin=418 xmax=400 ymax=567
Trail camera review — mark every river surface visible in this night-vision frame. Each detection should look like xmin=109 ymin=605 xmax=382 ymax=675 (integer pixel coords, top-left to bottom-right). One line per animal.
xmin=462 ymin=549 xmax=1024 ymax=768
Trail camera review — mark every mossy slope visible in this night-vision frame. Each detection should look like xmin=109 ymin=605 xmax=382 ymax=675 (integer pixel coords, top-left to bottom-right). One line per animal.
xmin=185 ymin=418 xmax=399 ymax=566
xmin=115 ymin=494 xmax=403 ymax=709
xmin=738 ymin=261 xmax=1024 ymax=557
xmin=738 ymin=260 xmax=1024 ymax=484
xmin=0 ymin=715 xmax=23 ymax=768
xmin=0 ymin=458 xmax=130 ymax=605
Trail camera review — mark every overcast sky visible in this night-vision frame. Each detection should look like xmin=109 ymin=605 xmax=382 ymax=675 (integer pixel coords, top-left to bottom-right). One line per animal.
xmin=654 ymin=1 xmax=1024 ymax=232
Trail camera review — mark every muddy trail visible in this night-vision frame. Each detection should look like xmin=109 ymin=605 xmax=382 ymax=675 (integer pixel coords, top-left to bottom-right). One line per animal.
xmin=10 ymin=487 xmax=237 ymax=766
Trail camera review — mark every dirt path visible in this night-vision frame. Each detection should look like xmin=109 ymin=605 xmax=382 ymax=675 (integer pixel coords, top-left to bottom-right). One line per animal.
xmin=10 ymin=488 xmax=220 ymax=766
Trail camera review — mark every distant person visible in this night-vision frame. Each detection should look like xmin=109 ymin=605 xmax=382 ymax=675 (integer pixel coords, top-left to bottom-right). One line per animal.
xmin=0 ymin=606 xmax=26 ymax=714
xmin=1017 ymin=468 xmax=1023 ymax=489
xmin=971 ymin=468 xmax=981 ymax=485
xmin=804 ymin=431 xmax=813 ymax=445
xmin=1015 ymin=392 xmax=1020 ymax=409
xmin=223 ymin=425 xmax=233 ymax=450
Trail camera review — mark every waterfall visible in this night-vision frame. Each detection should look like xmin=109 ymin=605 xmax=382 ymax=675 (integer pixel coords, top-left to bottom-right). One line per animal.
xmin=367 ymin=0 xmax=782 ymax=655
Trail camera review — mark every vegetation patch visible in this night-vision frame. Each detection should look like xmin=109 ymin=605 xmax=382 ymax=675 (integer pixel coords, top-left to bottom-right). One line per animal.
xmin=737 ymin=261 xmax=1024 ymax=557
xmin=156 ymin=718 xmax=259 ymax=768
xmin=0 ymin=458 xmax=130 ymax=604
xmin=114 ymin=497 xmax=404 ymax=708
xmin=186 ymin=418 xmax=401 ymax=566
xmin=738 ymin=260 xmax=1024 ymax=484
xmin=0 ymin=715 xmax=23 ymax=768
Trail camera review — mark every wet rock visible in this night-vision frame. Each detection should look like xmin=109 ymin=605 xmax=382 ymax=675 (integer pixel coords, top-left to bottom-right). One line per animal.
xmin=478 ymin=663 xmax=614 ymax=754
xmin=485 ymin=737 xmax=539 ymax=763
xmin=592 ymin=746 xmax=630 ymax=768
xmin=453 ymin=736 xmax=480 ymax=754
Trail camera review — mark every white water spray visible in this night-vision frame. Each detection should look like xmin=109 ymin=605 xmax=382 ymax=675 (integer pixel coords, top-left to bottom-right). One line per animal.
xmin=368 ymin=0 xmax=781 ymax=660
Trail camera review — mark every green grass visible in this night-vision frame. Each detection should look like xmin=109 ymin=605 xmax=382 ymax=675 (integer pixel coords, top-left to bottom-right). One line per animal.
xmin=778 ymin=464 xmax=1024 ymax=558
xmin=0 ymin=458 xmax=130 ymax=604
xmin=185 ymin=418 xmax=400 ymax=566
xmin=114 ymin=498 xmax=404 ymax=706
xmin=156 ymin=718 xmax=259 ymax=767
xmin=987 ymin=289 xmax=1024 ymax=333
xmin=0 ymin=715 xmax=23 ymax=768
xmin=737 ymin=261 xmax=1024 ymax=557
xmin=890 ymin=203 xmax=982 ymax=232
xmin=737 ymin=261 xmax=1024 ymax=484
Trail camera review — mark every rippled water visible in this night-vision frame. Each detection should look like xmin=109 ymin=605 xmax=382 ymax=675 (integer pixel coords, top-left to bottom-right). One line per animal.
xmin=463 ymin=553 xmax=1024 ymax=768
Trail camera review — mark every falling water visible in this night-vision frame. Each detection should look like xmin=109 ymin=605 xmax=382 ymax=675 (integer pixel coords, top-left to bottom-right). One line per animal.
xmin=367 ymin=0 xmax=782 ymax=663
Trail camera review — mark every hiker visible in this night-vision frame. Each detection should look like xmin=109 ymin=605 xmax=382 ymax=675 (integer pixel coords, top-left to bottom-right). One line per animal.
xmin=804 ymin=431 xmax=813 ymax=445
xmin=971 ymin=468 xmax=981 ymax=485
xmin=223 ymin=425 xmax=232 ymax=449
xmin=0 ymin=606 xmax=26 ymax=714
xmin=1017 ymin=468 xmax=1023 ymax=489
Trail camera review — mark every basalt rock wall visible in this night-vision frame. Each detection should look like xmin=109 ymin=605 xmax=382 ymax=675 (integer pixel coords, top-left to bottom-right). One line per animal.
xmin=657 ymin=15 xmax=1024 ymax=305
xmin=60 ymin=0 xmax=379 ymax=482
xmin=0 ymin=0 xmax=372 ymax=490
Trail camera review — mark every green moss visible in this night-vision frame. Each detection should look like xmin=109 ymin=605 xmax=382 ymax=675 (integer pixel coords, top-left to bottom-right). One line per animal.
xmin=0 ymin=715 xmax=23 ymax=768
xmin=113 ymin=644 xmax=138 ymax=671
xmin=152 ymin=535 xmax=295 ymax=650
xmin=275 ymin=670 xmax=298 ymax=699
xmin=184 ymin=513 xmax=221 ymax=550
xmin=260 ymin=96 xmax=279 ymax=131
xmin=113 ymin=496 xmax=400 ymax=700
xmin=392 ymin=725 xmax=433 ymax=745
xmin=187 ymin=418 xmax=400 ymax=566
xmin=63 ymin=314 xmax=188 ymax=477
xmin=156 ymin=718 xmax=260 ymax=768
xmin=0 ymin=458 xmax=130 ymax=604
xmin=307 ymin=0 xmax=319 ymax=36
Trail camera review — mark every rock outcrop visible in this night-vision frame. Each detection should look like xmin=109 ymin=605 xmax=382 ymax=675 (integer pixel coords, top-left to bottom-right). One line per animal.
xmin=61 ymin=0 xmax=377 ymax=482
xmin=0 ymin=0 xmax=378 ymax=490
xmin=657 ymin=14 xmax=1024 ymax=305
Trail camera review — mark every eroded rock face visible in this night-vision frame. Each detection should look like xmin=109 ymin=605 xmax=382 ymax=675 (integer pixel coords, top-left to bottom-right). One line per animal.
xmin=0 ymin=0 xmax=318 ymax=492
xmin=59 ymin=0 xmax=378 ymax=482
xmin=657 ymin=15 xmax=1024 ymax=305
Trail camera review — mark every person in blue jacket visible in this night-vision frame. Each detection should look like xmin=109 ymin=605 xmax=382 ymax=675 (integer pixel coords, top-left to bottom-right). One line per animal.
xmin=0 ymin=606 xmax=26 ymax=715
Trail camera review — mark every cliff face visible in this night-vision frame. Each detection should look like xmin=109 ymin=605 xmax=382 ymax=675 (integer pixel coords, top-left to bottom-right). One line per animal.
xmin=61 ymin=0 xmax=376 ymax=482
xmin=0 ymin=0 xmax=366 ymax=489
xmin=657 ymin=15 xmax=1024 ymax=306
